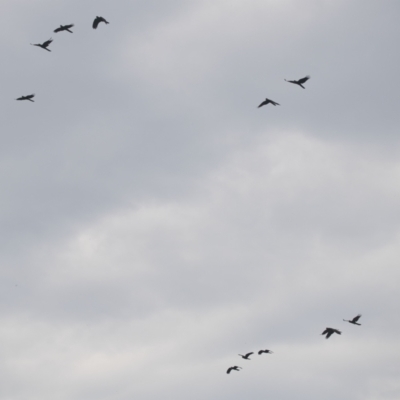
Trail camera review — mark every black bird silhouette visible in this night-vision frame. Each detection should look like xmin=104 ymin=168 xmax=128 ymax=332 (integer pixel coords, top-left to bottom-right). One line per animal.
xmin=93 ymin=16 xmax=109 ymax=29
xmin=343 ymin=314 xmax=362 ymax=325
xmin=226 ymin=366 xmax=242 ymax=374
xmin=321 ymin=328 xmax=341 ymax=339
xmin=16 ymin=94 xmax=35 ymax=102
xmin=258 ymin=349 xmax=273 ymax=355
xmin=258 ymin=98 xmax=280 ymax=108
xmin=54 ymin=24 xmax=74 ymax=33
xmin=284 ymin=76 xmax=310 ymax=89
xmin=31 ymin=38 xmax=53 ymax=52
xmin=238 ymin=352 xmax=253 ymax=360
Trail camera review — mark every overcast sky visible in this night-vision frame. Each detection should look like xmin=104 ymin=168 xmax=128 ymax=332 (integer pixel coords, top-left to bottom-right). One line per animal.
xmin=1 ymin=1 xmax=400 ymax=399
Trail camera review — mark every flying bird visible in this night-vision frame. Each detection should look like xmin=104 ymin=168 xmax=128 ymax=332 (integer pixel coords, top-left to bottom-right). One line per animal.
xmin=343 ymin=314 xmax=362 ymax=325
xmin=16 ymin=94 xmax=35 ymax=102
xmin=54 ymin=24 xmax=74 ymax=33
xmin=258 ymin=349 xmax=273 ymax=355
xmin=93 ymin=16 xmax=109 ymax=29
xmin=31 ymin=38 xmax=53 ymax=52
xmin=258 ymin=98 xmax=280 ymax=108
xmin=284 ymin=75 xmax=310 ymax=89
xmin=226 ymin=366 xmax=242 ymax=374
xmin=321 ymin=328 xmax=341 ymax=339
xmin=238 ymin=352 xmax=253 ymax=360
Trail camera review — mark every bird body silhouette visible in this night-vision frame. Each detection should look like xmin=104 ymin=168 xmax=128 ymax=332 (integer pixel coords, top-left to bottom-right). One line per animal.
xmin=93 ymin=16 xmax=109 ymax=29
xmin=343 ymin=314 xmax=362 ymax=325
xmin=321 ymin=328 xmax=341 ymax=339
xmin=258 ymin=98 xmax=280 ymax=108
xmin=54 ymin=24 xmax=74 ymax=33
xmin=258 ymin=349 xmax=273 ymax=355
xmin=31 ymin=38 xmax=53 ymax=52
xmin=284 ymin=75 xmax=310 ymax=89
xmin=239 ymin=352 xmax=253 ymax=360
xmin=16 ymin=94 xmax=35 ymax=102
xmin=226 ymin=366 xmax=242 ymax=374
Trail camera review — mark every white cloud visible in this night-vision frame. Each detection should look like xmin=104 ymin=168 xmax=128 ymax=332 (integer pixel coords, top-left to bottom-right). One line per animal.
xmin=2 ymin=131 xmax=397 ymax=399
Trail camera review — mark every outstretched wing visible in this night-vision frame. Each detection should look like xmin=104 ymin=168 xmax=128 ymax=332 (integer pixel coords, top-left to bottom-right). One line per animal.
xmin=258 ymin=99 xmax=269 ymax=108
xmin=26 ymin=94 xmax=35 ymax=99
xmin=326 ymin=330 xmax=333 ymax=339
xmin=297 ymin=76 xmax=310 ymax=84
xmin=93 ymin=17 xmax=100 ymax=29
xmin=93 ymin=17 xmax=108 ymax=29
xmin=270 ymin=100 xmax=280 ymax=106
xmin=321 ymin=328 xmax=329 ymax=335
xmin=352 ymin=314 xmax=361 ymax=323
xmin=43 ymin=39 xmax=53 ymax=47
xmin=245 ymin=352 xmax=254 ymax=358
xmin=226 ymin=367 xmax=233 ymax=374
xmin=65 ymin=24 xmax=74 ymax=29
xmin=333 ymin=329 xmax=341 ymax=335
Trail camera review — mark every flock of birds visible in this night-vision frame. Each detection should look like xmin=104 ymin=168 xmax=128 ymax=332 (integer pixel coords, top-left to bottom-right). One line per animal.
xmin=13 ymin=14 xmax=364 ymax=382
xmin=16 ymin=30 xmax=306 ymax=106
xmin=16 ymin=16 xmax=109 ymax=103
xmin=257 ymin=75 xmax=310 ymax=108
xmin=226 ymin=314 xmax=362 ymax=374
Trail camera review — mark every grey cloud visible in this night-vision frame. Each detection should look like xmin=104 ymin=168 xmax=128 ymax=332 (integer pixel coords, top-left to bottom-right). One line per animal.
xmin=1 ymin=1 xmax=400 ymax=400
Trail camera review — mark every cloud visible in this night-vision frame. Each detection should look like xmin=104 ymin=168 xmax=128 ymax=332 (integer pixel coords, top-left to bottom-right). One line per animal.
xmin=1 ymin=130 xmax=398 ymax=400
xmin=1 ymin=1 xmax=400 ymax=399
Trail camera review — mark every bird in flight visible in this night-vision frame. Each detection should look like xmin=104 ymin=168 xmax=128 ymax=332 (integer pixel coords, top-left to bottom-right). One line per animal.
xmin=258 ymin=349 xmax=273 ymax=355
xmin=321 ymin=328 xmax=341 ymax=339
xmin=284 ymin=75 xmax=310 ymax=89
xmin=258 ymin=98 xmax=280 ymax=108
xmin=31 ymin=38 xmax=53 ymax=52
xmin=54 ymin=24 xmax=74 ymax=33
xmin=16 ymin=94 xmax=35 ymax=102
xmin=93 ymin=16 xmax=109 ymax=29
xmin=226 ymin=366 xmax=242 ymax=374
xmin=238 ymin=352 xmax=253 ymax=360
xmin=343 ymin=314 xmax=362 ymax=325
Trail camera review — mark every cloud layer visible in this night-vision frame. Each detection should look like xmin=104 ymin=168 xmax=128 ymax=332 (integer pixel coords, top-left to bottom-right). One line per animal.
xmin=1 ymin=1 xmax=400 ymax=400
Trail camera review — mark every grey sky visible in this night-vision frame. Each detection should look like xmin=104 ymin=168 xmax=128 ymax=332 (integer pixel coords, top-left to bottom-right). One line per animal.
xmin=1 ymin=1 xmax=400 ymax=399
